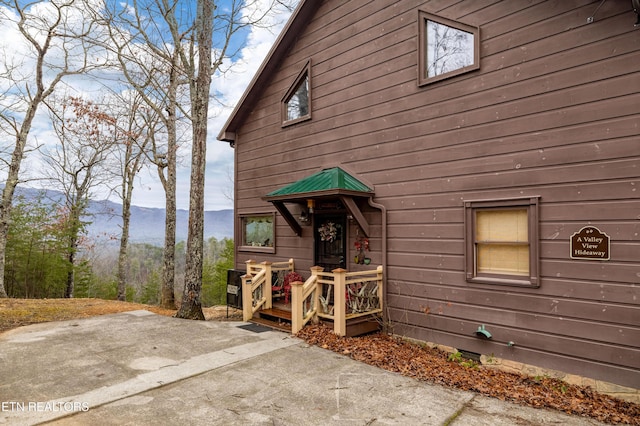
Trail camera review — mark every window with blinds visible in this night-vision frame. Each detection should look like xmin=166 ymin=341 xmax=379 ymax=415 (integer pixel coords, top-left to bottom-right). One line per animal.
xmin=465 ymin=197 xmax=539 ymax=287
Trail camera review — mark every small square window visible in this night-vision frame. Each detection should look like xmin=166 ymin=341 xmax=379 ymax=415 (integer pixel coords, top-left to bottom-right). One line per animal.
xmin=282 ymin=60 xmax=311 ymax=126
xmin=465 ymin=198 xmax=539 ymax=287
xmin=240 ymin=214 xmax=275 ymax=253
xmin=418 ymin=11 xmax=480 ymax=86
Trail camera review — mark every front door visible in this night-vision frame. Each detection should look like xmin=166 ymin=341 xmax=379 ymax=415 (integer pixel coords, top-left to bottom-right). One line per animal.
xmin=314 ymin=214 xmax=346 ymax=271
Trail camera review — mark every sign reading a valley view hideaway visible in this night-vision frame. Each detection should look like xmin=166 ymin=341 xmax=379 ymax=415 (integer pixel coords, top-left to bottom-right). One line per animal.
xmin=570 ymin=226 xmax=610 ymax=260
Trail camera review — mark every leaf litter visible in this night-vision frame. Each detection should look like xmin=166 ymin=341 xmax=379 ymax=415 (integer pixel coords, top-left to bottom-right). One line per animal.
xmin=296 ymin=323 xmax=639 ymax=425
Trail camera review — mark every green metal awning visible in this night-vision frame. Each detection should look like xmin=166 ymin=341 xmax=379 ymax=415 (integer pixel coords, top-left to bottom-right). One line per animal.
xmin=264 ymin=167 xmax=373 ymax=201
xmin=263 ymin=167 xmax=374 ymax=237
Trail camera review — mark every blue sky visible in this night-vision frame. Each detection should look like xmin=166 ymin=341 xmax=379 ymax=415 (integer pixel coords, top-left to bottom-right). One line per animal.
xmin=0 ymin=0 xmax=298 ymax=211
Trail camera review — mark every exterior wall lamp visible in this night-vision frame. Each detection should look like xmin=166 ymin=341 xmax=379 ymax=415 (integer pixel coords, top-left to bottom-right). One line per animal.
xmin=298 ymin=207 xmax=310 ymax=224
xmin=307 ymin=199 xmax=315 ymax=213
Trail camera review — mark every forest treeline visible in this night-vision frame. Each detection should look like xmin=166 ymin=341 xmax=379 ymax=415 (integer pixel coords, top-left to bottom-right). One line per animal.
xmin=4 ymin=194 xmax=233 ymax=307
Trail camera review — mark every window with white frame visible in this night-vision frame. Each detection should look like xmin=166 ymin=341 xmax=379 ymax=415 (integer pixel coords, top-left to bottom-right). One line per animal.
xmin=418 ymin=11 xmax=480 ymax=86
xmin=465 ymin=197 xmax=539 ymax=287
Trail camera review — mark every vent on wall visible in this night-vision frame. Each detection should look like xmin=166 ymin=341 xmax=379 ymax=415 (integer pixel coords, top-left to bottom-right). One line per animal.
xmin=458 ymin=350 xmax=481 ymax=363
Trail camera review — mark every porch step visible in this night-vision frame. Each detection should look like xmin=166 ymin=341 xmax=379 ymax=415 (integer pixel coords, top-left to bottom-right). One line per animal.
xmin=259 ymin=308 xmax=292 ymax=322
xmin=250 ymin=316 xmax=291 ymax=333
xmin=251 ymin=308 xmax=292 ymax=333
xmin=251 ymin=309 xmax=381 ymax=336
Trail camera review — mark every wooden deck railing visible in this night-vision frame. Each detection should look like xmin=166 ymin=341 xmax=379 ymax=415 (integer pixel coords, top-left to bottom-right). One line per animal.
xmin=292 ymin=266 xmax=384 ymax=335
xmin=289 ymin=266 xmax=323 ymax=334
xmin=242 ymin=259 xmax=383 ymax=336
xmin=242 ymin=259 xmax=294 ymax=321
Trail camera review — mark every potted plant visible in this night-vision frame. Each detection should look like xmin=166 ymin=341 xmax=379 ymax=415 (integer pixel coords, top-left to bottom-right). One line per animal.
xmin=354 ymin=234 xmax=370 ymax=265
xmin=282 ymin=271 xmax=304 ymax=304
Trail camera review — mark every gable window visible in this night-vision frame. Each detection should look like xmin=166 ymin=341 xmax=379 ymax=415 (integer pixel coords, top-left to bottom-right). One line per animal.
xmin=282 ymin=61 xmax=311 ymax=126
xmin=418 ymin=11 xmax=479 ymax=86
xmin=240 ymin=214 xmax=275 ymax=253
xmin=465 ymin=197 xmax=539 ymax=287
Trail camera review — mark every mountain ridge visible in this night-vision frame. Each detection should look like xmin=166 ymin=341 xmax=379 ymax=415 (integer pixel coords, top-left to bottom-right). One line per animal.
xmin=10 ymin=187 xmax=234 ymax=246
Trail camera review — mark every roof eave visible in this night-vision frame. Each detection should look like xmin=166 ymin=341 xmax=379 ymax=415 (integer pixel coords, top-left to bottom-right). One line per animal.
xmin=262 ymin=188 xmax=374 ymax=203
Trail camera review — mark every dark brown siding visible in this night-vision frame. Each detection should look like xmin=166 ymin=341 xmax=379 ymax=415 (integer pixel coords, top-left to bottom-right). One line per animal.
xmin=232 ymin=0 xmax=640 ymax=388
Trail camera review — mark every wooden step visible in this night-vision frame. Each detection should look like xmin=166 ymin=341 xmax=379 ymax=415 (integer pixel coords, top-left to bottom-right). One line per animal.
xmin=251 ymin=316 xmax=291 ymax=333
xmin=259 ymin=308 xmax=292 ymax=322
xmin=252 ymin=309 xmax=380 ymax=336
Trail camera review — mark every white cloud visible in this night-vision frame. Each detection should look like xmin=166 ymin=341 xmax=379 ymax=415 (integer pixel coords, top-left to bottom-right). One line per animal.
xmin=0 ymin=0 xmax=298 ymax=211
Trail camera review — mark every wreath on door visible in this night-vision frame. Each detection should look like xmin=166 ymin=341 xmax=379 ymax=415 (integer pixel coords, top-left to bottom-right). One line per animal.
xmin=318 ymin=221 xmax=337 ymax=242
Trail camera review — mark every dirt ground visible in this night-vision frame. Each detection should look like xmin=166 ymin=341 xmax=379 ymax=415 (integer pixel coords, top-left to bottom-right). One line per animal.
xmin=1 ymin=298 xmax=638 ymax=425
xmin=0 ymin=297 xmax=242 ymax=334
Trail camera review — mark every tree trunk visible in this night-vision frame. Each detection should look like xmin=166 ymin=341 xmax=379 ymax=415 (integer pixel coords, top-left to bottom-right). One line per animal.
xmin=175 ymin=0 xmax=213 ymax=320
xmin=117 ymin=177 xmax=133 ymax=301
xmin=64 ymin=197 xmax=85 ymax=299
xmin=65 ymin=247 xmax=75 ymax=298
xmin=161 ymin=180 xmax=177 ymax=307
xmin=0 ymin=98 xmax=42 ymax=298
xmin=160 ymin=52 xmax=179 ymax=309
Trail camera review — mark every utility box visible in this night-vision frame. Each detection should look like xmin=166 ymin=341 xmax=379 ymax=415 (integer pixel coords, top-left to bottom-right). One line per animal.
xmin=226 ymin=269 xmax=244 ymax=310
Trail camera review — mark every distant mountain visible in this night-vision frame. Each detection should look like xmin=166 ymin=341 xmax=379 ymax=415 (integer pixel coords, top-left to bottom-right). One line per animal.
xmin=9 ymin=187 xmax=234 ymax=246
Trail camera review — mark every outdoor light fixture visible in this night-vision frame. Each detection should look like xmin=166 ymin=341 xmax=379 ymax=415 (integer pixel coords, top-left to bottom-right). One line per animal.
xmin=307 ymin=199 xmax=315 ymax=213
xmin=298 ymin=207 xmax=310 ymax=224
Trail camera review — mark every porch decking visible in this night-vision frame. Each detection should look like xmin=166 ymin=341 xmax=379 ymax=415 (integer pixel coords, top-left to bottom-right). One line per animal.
xmin=241 ymin=259 xmax=384 ymax=337
xmin=251 ymin=305 xmax=382 ymax=337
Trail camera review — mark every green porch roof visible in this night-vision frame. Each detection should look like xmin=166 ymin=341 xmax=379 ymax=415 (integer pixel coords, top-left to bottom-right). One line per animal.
xmin=264 ymin=167 xmax=373 ymax=201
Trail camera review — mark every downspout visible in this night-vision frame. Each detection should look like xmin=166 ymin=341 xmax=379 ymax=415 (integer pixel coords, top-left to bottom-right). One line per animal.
xmin=368 ymin=197 xmax=388 ymax=328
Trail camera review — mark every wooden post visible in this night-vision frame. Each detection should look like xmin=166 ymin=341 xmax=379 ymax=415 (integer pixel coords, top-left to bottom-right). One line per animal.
xmin=245 ymin=259 xmax=256 ymax=275
xmin=261 ymin=261 xmax=273 ymax=309
xmin=242 ymin=273 xmax=253 ymax=322
xmin=332 ymin=268 xmax=347 ymax=336
xmin=309 ymin=266 xmax=323 ymax=324
xmin=291 ymin=266 xmax=323 ymax=334
xmin=290 ymin=280 xmax=304 ymax=334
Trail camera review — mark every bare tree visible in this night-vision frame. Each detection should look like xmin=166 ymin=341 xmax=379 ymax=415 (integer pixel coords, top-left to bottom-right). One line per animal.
xmin=94 ymin=0 xmax=193 ymax=309
xmin=108 ymin=92 xmax=155 ymax=301
xmin=92 ymin=0 xmax=295 ymax=313
xmin=174 ymin=0 xmax=213 ymax=320
xmin=43 ymin=96 xmax=116 ymax=297
xmin=0 ymin=0 xmax=102 ymax=297
xmin=176 ymin=0 xmax=297 ymax=319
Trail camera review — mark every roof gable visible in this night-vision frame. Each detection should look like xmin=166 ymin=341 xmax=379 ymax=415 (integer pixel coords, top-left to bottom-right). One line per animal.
xmin=217 ymin=0 xmax=320 ymax=142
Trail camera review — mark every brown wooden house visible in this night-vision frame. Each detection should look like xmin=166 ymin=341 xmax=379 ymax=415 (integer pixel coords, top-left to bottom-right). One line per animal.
xmin=218 ymin=0 xmax=640 ymax=389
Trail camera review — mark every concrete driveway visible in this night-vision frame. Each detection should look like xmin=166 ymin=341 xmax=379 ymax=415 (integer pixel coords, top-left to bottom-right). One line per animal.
xmin=0 ymin=310 xmax=605 ymax=425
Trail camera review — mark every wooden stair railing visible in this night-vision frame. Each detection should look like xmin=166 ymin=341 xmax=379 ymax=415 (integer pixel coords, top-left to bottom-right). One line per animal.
xmin=242 ymin=259 xmax=294 ymax=322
